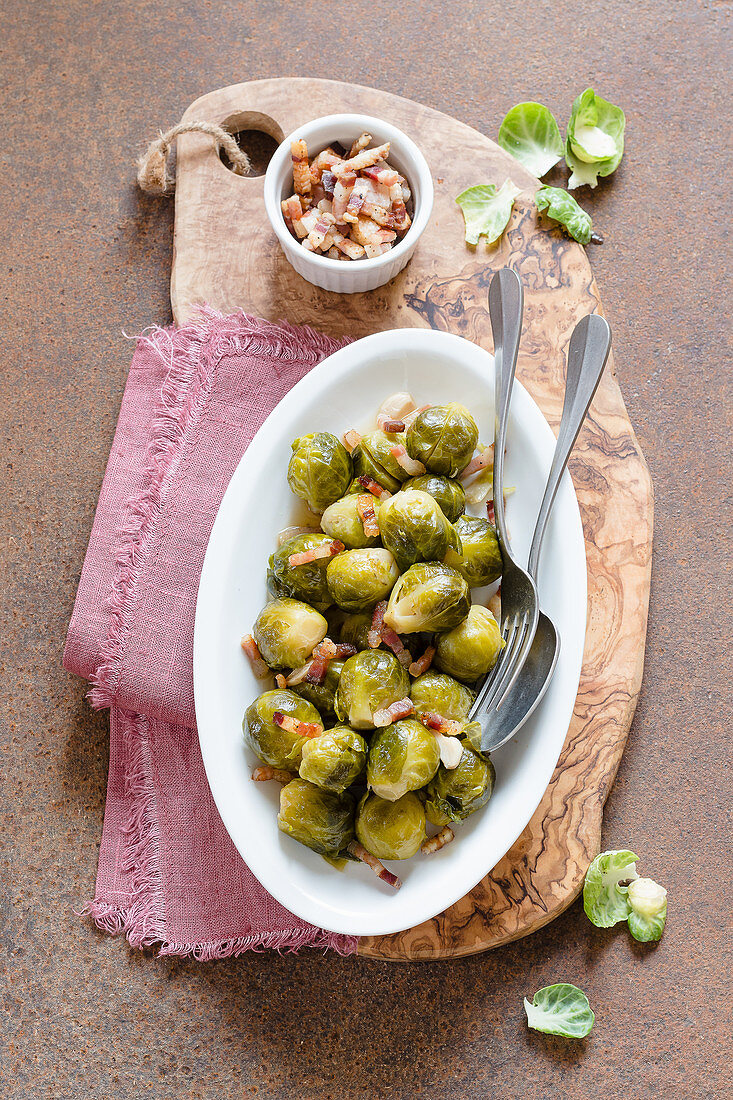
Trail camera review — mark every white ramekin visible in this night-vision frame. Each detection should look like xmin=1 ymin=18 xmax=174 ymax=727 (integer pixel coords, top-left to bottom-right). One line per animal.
xmin=263 ymin=113 xmax=434 ymax=294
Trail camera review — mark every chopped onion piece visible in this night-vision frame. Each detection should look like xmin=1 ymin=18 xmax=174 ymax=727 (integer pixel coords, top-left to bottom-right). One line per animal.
xmin=342 ymin=429 xmax=362 ymax=452
xmin=434 ymin=732 xmax=463 ymax=769
xmin=276 ymin=525 xmax=318 ymax=547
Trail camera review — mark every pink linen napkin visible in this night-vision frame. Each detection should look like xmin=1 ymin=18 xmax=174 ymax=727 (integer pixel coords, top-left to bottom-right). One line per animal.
xmin=64 ymin=307 xmax=358 ymax=956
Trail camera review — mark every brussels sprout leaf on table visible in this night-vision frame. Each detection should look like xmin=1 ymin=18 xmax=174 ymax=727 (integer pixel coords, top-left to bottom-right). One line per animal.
xmin=534 ymin=186 xmax=596 ymax=245
xmin=565 ymin=88 xmax=626 ymax=189
xmin=497 ymin=102 xmax=564 ymax=178
xmin=524 ymin=984 xmax=595 ymax=1038
xmin=455 ymin=181 xmax=521 ymax=245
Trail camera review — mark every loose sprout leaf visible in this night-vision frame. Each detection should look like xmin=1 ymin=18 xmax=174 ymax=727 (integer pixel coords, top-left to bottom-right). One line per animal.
xmin=627 ymin=878 xmax=668 ymax=942
xmin=583 ymin=848 xmax=639 ymax=927
xmin=497 ymin=102 xmax=564 ymax=178
xmin=565 ymin=88 xmax=626 ymax=189
xmin=524 ymin=984 xmax=595 ymax=1038
xmin=534 ymin=186 xmax=594 ymax=245
xmin=455 ymin=181 xmax=521 ymax=246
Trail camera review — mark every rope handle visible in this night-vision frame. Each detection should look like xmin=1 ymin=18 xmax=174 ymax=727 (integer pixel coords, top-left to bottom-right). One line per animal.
xmin=137 ymin=121 xmax=252 ymax=195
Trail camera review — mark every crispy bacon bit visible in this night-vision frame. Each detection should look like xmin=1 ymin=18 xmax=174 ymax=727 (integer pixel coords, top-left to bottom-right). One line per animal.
xmin=460 ymin=444 xmax=495 ymax=480
xmin=368 ymin=600 xmax=387 ymax=648
xmin=306 ymin=211 xmax=336 ymax=250
xmin=361 ymin=163 xmax=400 ymax=187
xmin=288 ymin=540 xmax=344 ymax=567
xmin=312 ymin=638 xmax=358 ymax=661
xmin=303 ymin=654 xmax=328 ymax=685
xmin=434 ymin=731 xmax=464 ymax=769
xmin=240 ymin=634 xmax=270 ymax=679
xmin=342 ymin=178 xmax=369 ymax=223
xmin=364 ymin=243 xmax=392 ymax=258
xmin=342 ymin=429 xmax=362 ymax=453
xmin=381 ymin=627 xmax=412 ymax=668
xmin=389 ymin=443 xmax=426 ymax=476
xmin=252 ymin=766 xmax=296 ymax=784
xmin=421 ymin=825 xmax=455 ymax=855
xmin=402 ymin=403 xmax=431 ymax=430
xmin=388 ymin=181 xmax=411 ymax=232
xmin=418 ymin=710 xmax=464 ymax=736
xmin=350 ymin=215 xmax=397 ymax=247
xmin=332 ymin=172 xmax=356 ymax=220
xmin=275 ymin=673 xmax=288 ymax=689
xmin=309 ymin=147 xmax=342 ymax=182
xmin=321 ymin=170 xmax=337 ymax=197
xmin=272 ymin=711 xmax=323 ymax=738
xmin=357 ymin=494 xmax=380 ymax=538
xmin=347 ymin=841 xmax=401 ymax=889
xmin=281 ymin=195 xmax=303 ymax=232
xmin=348 ymin=131 xmax=372 ymax=158
xmin=291 ymin=138 xmax=311 ymax=197
xmin=373 ymin=697 xmax=414 ymax=727
xmin=377 ymin=416 xmax=405 ymax=433
xmin=276 ymin=525 xmax=318 ymax=547
xmin=357 ymin=474 xmax=390 ymax=500
xmin=408 ymin=645 xmax=436 ymax=678
xmin=332 ymin=142 xmax=391 ymax=176
xmin=335 ymin=236 xmax=366 ymax=260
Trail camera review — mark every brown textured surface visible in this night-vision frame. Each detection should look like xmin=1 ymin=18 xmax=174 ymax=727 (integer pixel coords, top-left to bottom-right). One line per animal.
xmin=1 ymin=1 xmax=731 ymax=1097
xmin=173 ymin=77 xmax=653 ymax=960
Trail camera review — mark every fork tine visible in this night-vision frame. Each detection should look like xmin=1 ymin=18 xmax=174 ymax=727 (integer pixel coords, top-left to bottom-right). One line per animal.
xmin=471 ymin=613 xmax=524 ymax=716
xmin=478 ymin=612 xmax=530 ymax=715
xmin=469 ymin=616 xmax=518 ymax=717
xmin=495 ymin=608 xmax=540 ymax=709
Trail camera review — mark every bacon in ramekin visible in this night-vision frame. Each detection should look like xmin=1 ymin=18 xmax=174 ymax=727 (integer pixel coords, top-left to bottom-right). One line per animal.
xmin=252 ymin=766 xmax=297 ymax=784
xmin=421 ymin=825 xmax=455 ymax=854
xmin=291 ymin=138 xmax=311 ymax=197
xmin=321 ymin=170 xmax=337 ymax=198
xmin=333 ymin=142 xmax=391 ymax=176
xmin=364 ymin=243 xmax=392 ymax=258
xmin=361 ymin=162 xmax=400 ymax=187
xmin=418 ymin=710 xmax=464 ymax=736
xmin=342 ymin=178 xmax=369 ymax=223
xmin=357 ymin=494 xmax=380 ymax=538
xmin=460 ymin=444 xmax=494 ymax=480
xmin=288 ymin=539 xmax=344 ymax=567
xmin=408 ymin=645 xmax=436 ymax=678
xmin=434 ymin=731 xmax=463 ymax=769
xmin=357 ymin=474 xmax=390 ymax=500
xmin=306 ymin=211 xmax=336 ymax=251
xmin=310 ymin=147 xmax=342 ymax=182
xmin=334 ymin=235 xmax=366 ymax=260
xmin=368 ymin=600 xmax=387 ymax=648
xmin=348 ymin=131 xmax=373 ymax=158
xmin=347 ymin=841 xmax=401 ymax=889
xmin=240 ymin=634 xmax=270 ymax=679
xmin=342 ymin=429 xmax=362 ymax=452
xmin=380 ymin=627 xmax=412 ymax=668
xmin=389 ymin=443 xmax=425 ymax=476
xmin=332 ymin=172 xmax=356 ymax=220
xmin=350 ymin=215 xmax=397 ymax=247
xmin=272 ymin=711 xmax=323 ymax=738
xmin=388 ymin=181 xmax=411 ymax=232
xmin=373 ymin=697 xmax=414 ymax=727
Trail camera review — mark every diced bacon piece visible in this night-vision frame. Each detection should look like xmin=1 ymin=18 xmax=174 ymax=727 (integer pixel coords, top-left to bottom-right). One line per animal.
xmin=288 ymin=540 xmax=344 ymax=567
xmin=364 ymin=243 xmax=392 ymax=258
xmin=307 ymin=211 xmax=336 ymax=250
xmin=327 ymin=246 xmax=342 ymax=259
xmin=361 ymin=163 xmax=400 ymax=187
xmin=335 ymin=236 xmax=366 ymax=260
xmin=381 ymin=627 xmax=412 ymax=668
xmin=388 ymin=181 xmax=411 ymax=232
xmin=342 ymin=178 xmax=369 ymax=223
xmin=272 ymin=711 xmax=323 ymax=738
xmin=332 ymin=142 xmax=391 ymax=176
xmin=319 ymin=228 xmax=337 ymax=251
xmin=332 ymin=172 xmax=356 ymax=219
xmin=486 ymin=499 xmax=495 ymax=524
xmin=368 ymin=601 xmax=387 ymax=648
xmin=275 ymin=673 xmax=288 ymax=689
xmin=240 ymin=634 xmax=270 ymax=679
xmin=487 ymin=589 xmax=501 ymax=625
xmin=389 ymin=443 xmax=425 ymax=475
xmin=304 ymin=654 xmax=329 ymax=684
xmin=311 ymin=182 xmax=326 ymax=207
xmin=291 ymin=138 xmax=311 ymax=197
xmin=277 ymin=525 xmax=317 ymax=547
xmin=402 ymin=404 xmax=431 ymax=430
xmin=408 ymin=645 xmax=436 ymax=678
xmin=342 ymin=429 xmax=362 ymax=452
xmin=348 ymin=131 xmax=373 ymax=158
xmin=460 ymin=445 xmax=495 ymax=480
xmin=252 ymin=766 xmax=297 ymax=784
xmin=321 ymin=170 xmax=337 ymax=197
xmin=299 ymin=209 xmax=320 ymax=235
xmin=434 ymin=732 xmax=463 ymax=769
xmin=419 ymin=711 xmax=464 ymax=736
xmin=316 ymin=198 xmax=334 ymax=214
xmin=347 ymin=841 xmax=401 ymax=889
xmin=373 ymin=697 xmax=415 ymax=727
xmin=378 ymin=417 xmax=405 ymax=433
xmin=309 ymin=147 xmax=342 ymax=182
xmin=378 ymin=392 xmax=416 ymax=423
xmin=350 ymin=215 xmax=396 ymax=247
xmin=281 ymin=195 xmax=303 ymax=227
xmin=312 ymin=638 xmax=357 ymax=661
xmin=291 ymin=217 xmax=309 ymax=240
xmin=357 ymin=494 xmax=380 ymax=538
xmin=356 ymin=474 xmax=390 ymax=500
xmin=421 ymin=825 xmax=455 ymax=854
xmin=361 ymin=203 xmax=392 ymax=225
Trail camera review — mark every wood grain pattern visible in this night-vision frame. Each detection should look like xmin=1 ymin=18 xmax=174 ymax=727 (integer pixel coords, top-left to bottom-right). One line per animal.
xmin=173 ymin=79 xmax=653 ymax=960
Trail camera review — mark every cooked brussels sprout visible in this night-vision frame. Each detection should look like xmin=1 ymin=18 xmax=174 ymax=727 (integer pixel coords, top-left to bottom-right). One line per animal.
xmin=582 ymin=849 xmax=639 ymax=928
xmin=434 ymin=605 xmax=504 ymax=682
xmin=405 ymin=403 xmax=478 ymax=477
xmin=293 ymin=659 xmax=344 ymax=721
xmin=403 ymin=474 xmax=466 ymax=523
xmin=410 ymin=669 xmax=475 ymax=721
xmin=339 ymin=612 xmax=374 ymax=651
xmin=268 ymin=532 xmax=337 ymax=610
xmin=367 ymin=719 xmax=441 ymax=801
xmin=327 ymin=548 xmax=400 ymax=612
xmin=277 ymin=778 xmax=355 ymax=855
xmin=243 ymin=689 xmax=322 ymax=769
xmin=627 ymin=878 xmax=668 ymax=942
xmin=383 ymin=562 xmax=470 ymax=634
xmin=335 ymin=649 xmax=410 ymax=730
xmin=424 ymin=744 xmax=495 ymax=825
xmin=252 ymin=598 xmax=328 ymax=670
xmin=287 ymin=432 xmax=353 ymax=514
xmin=443 ymin=516 xmax=502 ymax=588
xmin=321 ymin=495 xmax=379 ymax=549
xmin=378 ymin=490 xmax=460 ymax=572
xmin=351 ymin=429 xmax=408 ymax=493
xmin=299 ymin=725 xmax=368 ymax=793
xmin=355 ymin=791 xmax=426 ymax=859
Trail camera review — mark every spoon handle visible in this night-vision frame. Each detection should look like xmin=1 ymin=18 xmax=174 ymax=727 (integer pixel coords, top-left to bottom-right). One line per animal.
xmin=489 ymin=268 xmax=524 ymax=550
xmin=527 ymin=313 xmax=612 ymax=577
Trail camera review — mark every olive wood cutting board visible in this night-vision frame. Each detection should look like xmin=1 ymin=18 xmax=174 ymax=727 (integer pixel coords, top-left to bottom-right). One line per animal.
xmin=172 ymin=78 xmax=653 ymax=960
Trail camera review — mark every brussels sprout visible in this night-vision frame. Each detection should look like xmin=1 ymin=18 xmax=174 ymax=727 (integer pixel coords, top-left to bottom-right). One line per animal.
xmin=410 ymin=670 xmax=475 ymax=721
xmin=443 ymin=516 xmax=502 ymax=588
xmin=351 ymin=430 xmax=408 ymax=493
xmin=627 ymin=878 xmax=668 ymax=942
xmin=293 ymin=659 xmax=344 ymax=721
xmin=405 ymin=403 xmax=478 ymax=477
xmin=378 ymin=490 xmax=460 ymax=572
xmin=367 ymin=719 xmax=441 ymax=801
xmin=383 ymin=563 xmax=470 ymax=635
xmin=268 ymin=532 xmax=337 ymax=610
xmin=277 ymin=778 xmax=355 ymax=855
xmin=424 ymin=745 xmax=495 ymax=826
xmin=299 ymin=725 xmax=368 ymax=793
xmin=524 ymin=984 xmax=595 ymax=1039
xmin=355 ymin=791 xmax=426 ymax=860
xmin=339 ymin=612 xmax=374 ymax=651
xmin=243 ymin=689 xmax=322 ymax=769
xmin=335 ymin=650 xmax=410 ymax=730
xmin=327 ymin=548 xmax=400 ymax=612
xmin=287 ymin=432 xmax=353 ymax=514
xmin=434 ymin=605 xmax=504 ymax=682
xmin=582 ymin=849 xmax=639 ymax=928
xmin=252 ymin=598 xmax=328 ymax=670
xmin=403 ymin=474 xmax=466 ymax=523
xmin=321 ymin=495 xmax=379 ymax=549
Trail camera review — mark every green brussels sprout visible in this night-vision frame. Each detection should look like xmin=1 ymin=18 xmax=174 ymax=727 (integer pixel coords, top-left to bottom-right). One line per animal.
xmin=268 ymin=532 xmax=338 ymax=610
xmin=287 ymin=432 xmax=353 ymax=514
xmin=410 ymin=669 xmax=475 ymax=721
xmin=378 ymin=490 xmax=460 ymax=572
xmin=277 ymin=778 xmax=355 ymax=855
xmin=434 ymin=605 xmax=504 ymax=682
xmin=292 ymin=659 xmax=344 ymax=721
xmin=299 ymin=725 xmax=368 ymax=793
xmin=351 ymin=430 xmax=408 ymax=493
xmin=627 ymin=878 xmax=668 ymax=942
xmin=321 ymin=495 xmax=379 ymax=549
xmin=383 ymin=562 xmax=470 ymax=634
xmin=252 ymin=598 xmax=328 ymax=670
xmin=326 ymin=548 xmax=400 ymax=612
xmin=443 ymin=516 xmax=502 ymax=587
xmin=367 ymin=718 xmax=441 ymax=801
xmin=335 ymin=649 xmax=410 ymax=730
xmin=424 ymin=745 xmax=495 ymax=826
xmin=243 ymin=689 xmax=322 ymax=769
xmin=339 ymin=612 xmax=374 ymax=651
xmin=405 ymin=402 xmax=478 ymax=477
xmin=355 ymin=791 xmax=426 ymax=859
xmin=403 ymin=474 xmax=466 ymax=523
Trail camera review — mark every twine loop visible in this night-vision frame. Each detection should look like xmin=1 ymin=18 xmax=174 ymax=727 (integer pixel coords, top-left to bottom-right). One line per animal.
xmin=137 ymin=122 xmax=252 ymax=195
